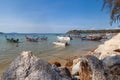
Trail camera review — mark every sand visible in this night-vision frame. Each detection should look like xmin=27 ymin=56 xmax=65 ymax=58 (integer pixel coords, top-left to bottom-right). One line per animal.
xmin=0 ymin=47 xmax=94 ymax=77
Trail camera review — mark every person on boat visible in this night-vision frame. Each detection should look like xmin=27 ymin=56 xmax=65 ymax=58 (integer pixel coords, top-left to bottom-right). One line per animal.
xmin=16 ymin=39 xmax=19 ymax=42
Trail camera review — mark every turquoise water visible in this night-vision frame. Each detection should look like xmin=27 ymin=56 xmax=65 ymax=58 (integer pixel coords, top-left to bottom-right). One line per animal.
xmin=0 ymin=33 xmax=101 ymax=61
xmin=0 ymin=34 xmax=100 ymax=60
xmin=0 ymin=33 xmax=102 ymax=75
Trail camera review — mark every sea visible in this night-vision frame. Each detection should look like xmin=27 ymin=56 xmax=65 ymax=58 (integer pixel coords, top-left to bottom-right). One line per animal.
xmin=0 ymin=33 xmax=102 ymax=76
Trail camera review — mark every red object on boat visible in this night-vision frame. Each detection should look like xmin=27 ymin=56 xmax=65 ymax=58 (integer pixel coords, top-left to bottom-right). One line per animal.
xmin=25 ymin=36 xmax=39 ymax=42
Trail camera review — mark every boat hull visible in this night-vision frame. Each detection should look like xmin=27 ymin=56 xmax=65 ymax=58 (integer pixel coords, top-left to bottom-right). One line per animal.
xmin=53 ymin=42 xmax=69 ymax=46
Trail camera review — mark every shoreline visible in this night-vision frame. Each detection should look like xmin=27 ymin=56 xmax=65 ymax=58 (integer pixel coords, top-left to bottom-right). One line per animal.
xmin=0 ymin=60 xmax=11 ymax=77
xmin=0 ymin=48 xmax=93 ymax=77
xmin=1 ymin=31 xmax=119 ymax=80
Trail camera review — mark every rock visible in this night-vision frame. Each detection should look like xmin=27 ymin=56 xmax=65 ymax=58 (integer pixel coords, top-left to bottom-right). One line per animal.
xmin=71 ymin=58 xmax=81 ymax=76
xmin=102 ymin=55 xmax=120 ymax=68
xmin=102 ymin=55 xmax=120 ymax=80
xmin=72 ymin=62 xmax=80 ymax=76
xmin=73 ymin=58 xmax=80 ymax=66
xmin=72 ymin=76 xmax=80 ymax=80
xmin=1 ymin=51 xmax=72 ymax=80
xmin=65 ymin=60 xmax=73 ymax=67
xmin=58 ymin=66 xmax=72 ymax=79
xmin=78 ymin=33 xmax=120 ymax=80
xmin=50 ymin=61 xmax=61 ymax=67
xmin=72 ymin=77 xmax=80 ymax=80
xmin=79 ymin=55 xmax=106 ymax=80
xmin=79 ymin=55 xmax=120 ymax=80
xmin=92 ymin=33 xmax=120 ymax=59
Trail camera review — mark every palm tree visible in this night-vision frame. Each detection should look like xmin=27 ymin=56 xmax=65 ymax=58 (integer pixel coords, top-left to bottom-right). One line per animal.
xmin=103 ymin=0 xmax=120 ymax=24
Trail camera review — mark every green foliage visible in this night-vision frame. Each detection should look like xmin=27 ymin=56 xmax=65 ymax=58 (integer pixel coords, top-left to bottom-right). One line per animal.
xmin=67 ymin=29 xmax=120 ymax=34
xmin=103 ymin=0 xmax=120 ymax=24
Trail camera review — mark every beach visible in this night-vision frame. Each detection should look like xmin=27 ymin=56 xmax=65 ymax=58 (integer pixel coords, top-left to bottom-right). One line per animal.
xmin=0 ymin=33 xmax=101 ymax=77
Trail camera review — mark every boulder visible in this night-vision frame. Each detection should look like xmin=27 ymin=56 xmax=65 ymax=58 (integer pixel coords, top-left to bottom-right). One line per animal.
xmin=57 ymin=66 xmax=72 ymax=79
xmin=65 ymin=60 xmax=73 ymax=67
xmin=73 ymin=58 xmax=80 ymax=66
xmin=79 ymin=55 xmax=120 ymax=80
xmin=79 ymin=55 xmax=106 ymax=80
xmin=102 ymin=55 xmax=120 ymax=80
xmin=50 ymin=61 xmax=61 ymax=67
xmin=78 ymin=33 xmax=120 ymax=80
xmin=1 ymin=51 xmax=72 ymax=80
xmin=92 ymin=33 xmax=120 ymax=59
xmin=71 ymin=58 xmax=81 ymax=76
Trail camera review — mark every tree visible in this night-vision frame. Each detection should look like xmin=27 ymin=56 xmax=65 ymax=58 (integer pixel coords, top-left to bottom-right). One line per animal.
xmin=103 ymin=0 xmax=120 ymax=24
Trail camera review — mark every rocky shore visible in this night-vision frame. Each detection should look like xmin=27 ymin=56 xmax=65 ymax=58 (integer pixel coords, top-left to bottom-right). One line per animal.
xmin=1 ymin=33 xmax=120 ymax=80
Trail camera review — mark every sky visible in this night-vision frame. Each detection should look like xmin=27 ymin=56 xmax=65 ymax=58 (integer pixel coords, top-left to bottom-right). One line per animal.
xmin=0 ymin=0 xmax=119 ymax=33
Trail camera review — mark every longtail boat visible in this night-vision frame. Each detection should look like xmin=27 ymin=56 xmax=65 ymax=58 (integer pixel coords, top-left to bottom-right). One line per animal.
xmin=5 ymin=36 xmax=19 ymax=43
xmin=25 ymin=36 xmax=39 ymax=42
xmin=81 ymin=35 xmax=102 ymax=41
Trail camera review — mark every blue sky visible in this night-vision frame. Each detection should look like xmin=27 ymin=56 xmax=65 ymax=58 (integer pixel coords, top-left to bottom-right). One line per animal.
xmin=0 ymin=0 xmax=119 ymax=33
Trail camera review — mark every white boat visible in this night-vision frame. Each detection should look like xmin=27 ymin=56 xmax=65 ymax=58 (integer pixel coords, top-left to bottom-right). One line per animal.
xmin=57 ymin=36 xmax=71 ymax=41
xmin=53 ymin=41 xmax=69 ymax=46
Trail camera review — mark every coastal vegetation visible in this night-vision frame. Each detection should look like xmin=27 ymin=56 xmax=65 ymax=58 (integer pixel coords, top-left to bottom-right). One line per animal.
xmin=103 ymin=0 xmax=120 ymax=24
xmin=67 ymin=0 xmax=120 ymax=35
xmin=66 ymin=29 xmax=120 ymax=34
xmin=0 ymin=32 xmax=4 ymax=34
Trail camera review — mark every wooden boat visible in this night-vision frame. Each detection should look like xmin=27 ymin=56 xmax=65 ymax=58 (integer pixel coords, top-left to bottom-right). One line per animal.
xmin=53 ymin=41 xmax=69 ymax=46
xmin=25 ymin=36 xmax=39 ymax=42
xmin=39 ymin=37 xmax=47 ymax=41
xmin=81 ymin=35 xmax=102 ymax=41
xmin=5 ymin=36 xmax=19 ymax=43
